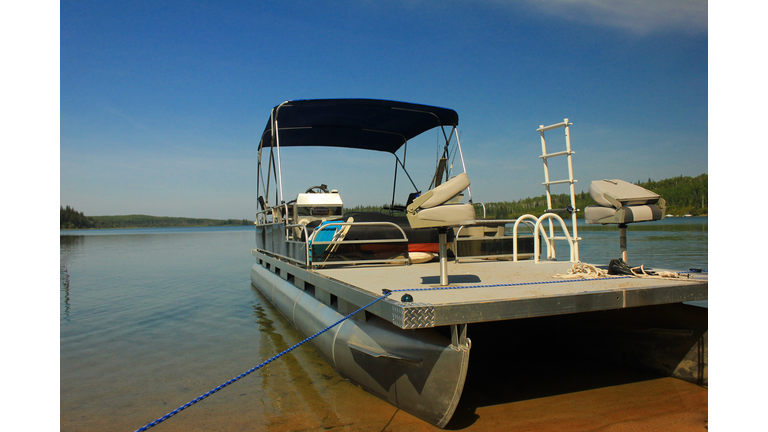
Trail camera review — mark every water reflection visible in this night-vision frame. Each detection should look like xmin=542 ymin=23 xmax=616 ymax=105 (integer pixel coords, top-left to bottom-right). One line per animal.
xmin=60 ymin=234 xmax=85 ymax=248
xmin=250 ymin=286 xmax=347 ymax=430
xmin=574 ymin=218 xmax=708 ymax=271
xmin=252 ymin=304 xmax=275 ymax=333
xmin=61 ymin=264 xmax=70 ymax=321
xmin=60 ymin=235 xmax=83 ymax=321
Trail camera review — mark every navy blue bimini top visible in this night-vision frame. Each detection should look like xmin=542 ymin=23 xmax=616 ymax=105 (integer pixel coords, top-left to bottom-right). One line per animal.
xmin=258 ymin=99 xmax=459 ymax=154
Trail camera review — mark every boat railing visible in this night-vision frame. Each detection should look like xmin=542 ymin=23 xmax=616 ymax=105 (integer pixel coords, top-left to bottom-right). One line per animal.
xmin=510 ymin=213 xmax=578 ymax=262
xmin=532 ymin=213 xmax=576 ymax=263
xmin=453 ymin=219 xmax=538 ymax=263
xmin=283 ymin=223 xmax=311 ymax=266
xmin=473 ymin=202 xmax=487 ymax=218
xmin=512 ymin=215 xmax=545 ymax=262
xmin=255 ymin=208 xmax=271 ymax=224
xmin=255 ymin=219 xmax=410 ymax=268
xmin=308 ymin=221 xmax=409 ymax=268
xmin=255 ymin=202 xmax=291 ymax=225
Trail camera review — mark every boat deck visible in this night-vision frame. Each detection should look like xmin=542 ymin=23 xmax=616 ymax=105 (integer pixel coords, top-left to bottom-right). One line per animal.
xmin=252 ymin=248 xmax=707 ymax=330
xmin=312 ymin=259 xmax=707 ymax=329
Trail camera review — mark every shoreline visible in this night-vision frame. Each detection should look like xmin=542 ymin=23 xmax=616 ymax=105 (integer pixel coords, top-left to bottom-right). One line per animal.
xmin=61 ymin=215 xmax=708 ymax=231
xmin=60 ymin=224 xmax=252 ymax=231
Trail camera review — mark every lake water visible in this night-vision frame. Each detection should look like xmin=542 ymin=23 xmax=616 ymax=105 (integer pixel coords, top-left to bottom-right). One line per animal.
xmin=60 ymin=218 xmax=708 ymax=431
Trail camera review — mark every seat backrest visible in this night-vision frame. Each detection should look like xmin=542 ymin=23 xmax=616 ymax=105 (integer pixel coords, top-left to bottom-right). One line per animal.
xmin=589 ymin=179 xmax=659 ymax=208
xmin=417 ymin=173 xmax=470 ymax=209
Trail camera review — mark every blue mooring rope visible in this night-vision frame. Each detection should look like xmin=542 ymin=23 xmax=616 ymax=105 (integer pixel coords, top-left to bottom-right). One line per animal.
xmin=383 ymin=275 xmax=633 ymax=294
xmin=133 ymin=292 xmax=392 ymax=432
xmin=681 ymin=268 xmax=707 ymax=273
xmin=134 ymin=268 xmax=704 ymax=430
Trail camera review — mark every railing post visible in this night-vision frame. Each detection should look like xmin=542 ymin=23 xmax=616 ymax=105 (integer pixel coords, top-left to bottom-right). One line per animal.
xmin=513 ymin=214 xmax=542 ymax=262
xmin=532 ymin=213 xmax=575 ymax=263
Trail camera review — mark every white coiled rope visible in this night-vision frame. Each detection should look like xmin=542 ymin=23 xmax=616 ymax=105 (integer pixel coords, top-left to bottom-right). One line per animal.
xmin=629 ymin=264 xmax=688 ymax=279
xmin=553 ymin=263 xmax=610 ymax=279
xmin=553 ymin=263 xmax=690 ymax=280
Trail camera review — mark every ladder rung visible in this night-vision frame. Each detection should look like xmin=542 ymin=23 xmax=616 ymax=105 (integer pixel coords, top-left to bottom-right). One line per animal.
xmin=539 ymin=150 xmax=574 ymax=159
xmin=537 ymin=121 xmax=571 ymax=132
xmin=542 ymin=179 xmax=577 ymax=186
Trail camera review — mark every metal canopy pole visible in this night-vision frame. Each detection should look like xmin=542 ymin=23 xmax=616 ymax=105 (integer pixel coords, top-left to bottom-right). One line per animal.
xmin=454 ymin=128 xmax=472 ymax=203
xmin=275 ymin=119 xmax=284 ymax=204
xmin=395 ymin=155 xmax=419 ymax=192
xmin=391 ymin=154 xmax=399 ymax=210
xmin=273 ymin=102 xmax=290 ymax=205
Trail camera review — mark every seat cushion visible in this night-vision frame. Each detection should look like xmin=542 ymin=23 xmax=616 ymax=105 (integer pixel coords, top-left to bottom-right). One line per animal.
xmin=584 ymin=206 xmax=617 ymax=224
xmin=585 ymin=204 xmax=665 ymax=224
xmin=414 ymin=203 xmax=476 ymax=226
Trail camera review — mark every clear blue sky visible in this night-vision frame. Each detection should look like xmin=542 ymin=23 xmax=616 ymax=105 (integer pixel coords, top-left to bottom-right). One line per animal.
xmin=58 ymin=0 xmax=709 ymax=219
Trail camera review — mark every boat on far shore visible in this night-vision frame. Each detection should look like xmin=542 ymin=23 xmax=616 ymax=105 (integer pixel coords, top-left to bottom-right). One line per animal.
xmin=249 ymin=99 xmax=708 ymax=427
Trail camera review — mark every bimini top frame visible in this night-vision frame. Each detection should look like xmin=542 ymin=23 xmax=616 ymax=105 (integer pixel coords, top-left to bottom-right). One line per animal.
xmin=257 ymin=99 xmax=468 ymax=208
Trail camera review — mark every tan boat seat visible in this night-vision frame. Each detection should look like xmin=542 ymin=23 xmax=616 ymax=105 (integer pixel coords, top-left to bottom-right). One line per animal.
xmin=584 ymin=179 xmax=666 ymax=263
xmin=584 ymin=179 xmax=666 ymax=225
xmin=406 ymin=173 xmax=476 ymax=229
xmin=406 ymin=172 xmax=476 ymax=286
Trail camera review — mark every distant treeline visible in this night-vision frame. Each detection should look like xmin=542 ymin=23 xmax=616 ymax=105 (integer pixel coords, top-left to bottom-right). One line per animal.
xmin=61 ymin=174 xmax=706 ymax=229
xmin=346 ymin=174 xmax=708 ymax=219
xmin=60 ymin=205 xmax=95 ymax=229
xmin=60 ymin=206 xmax=253 ymax=229
xmin=479 ymin=174 xmax=708 ymax=219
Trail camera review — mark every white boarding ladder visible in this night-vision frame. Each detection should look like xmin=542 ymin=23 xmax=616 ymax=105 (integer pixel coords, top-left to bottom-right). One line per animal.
xmin=537 ymin=119 xmax=580 ymax=261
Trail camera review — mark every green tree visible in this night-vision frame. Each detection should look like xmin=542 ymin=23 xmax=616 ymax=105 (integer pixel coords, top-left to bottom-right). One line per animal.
xmin=60 ymin=205 xmax=95 ymax=229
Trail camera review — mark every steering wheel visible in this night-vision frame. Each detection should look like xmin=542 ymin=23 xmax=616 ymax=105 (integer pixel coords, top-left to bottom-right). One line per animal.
xmin=305 ymin=184 xmax=329 ymax=194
